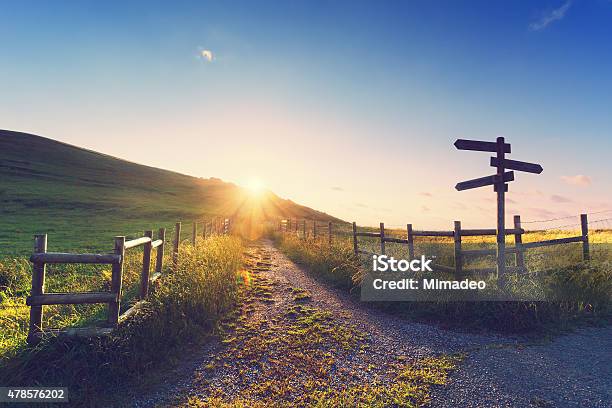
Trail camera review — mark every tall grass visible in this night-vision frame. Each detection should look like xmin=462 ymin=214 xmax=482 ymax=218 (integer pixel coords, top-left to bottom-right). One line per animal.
xmin=273 ymin=233 xmax=360 ymax=290
xmin=273 ymin=232 xmax=611 ymax=332
xmin=0 ymin=235 xmax=243 ymax=406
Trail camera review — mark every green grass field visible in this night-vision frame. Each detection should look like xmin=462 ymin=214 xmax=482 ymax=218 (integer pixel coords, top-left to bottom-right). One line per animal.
xmin=0 ymin=130 xmax=338 ymax=254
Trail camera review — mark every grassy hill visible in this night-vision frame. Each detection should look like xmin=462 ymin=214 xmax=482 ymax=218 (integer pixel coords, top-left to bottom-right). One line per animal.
xmin=0 ymin=130 xmax=340 ymax=254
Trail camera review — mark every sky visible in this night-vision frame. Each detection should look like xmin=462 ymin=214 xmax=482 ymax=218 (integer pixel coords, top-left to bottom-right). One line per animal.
xmin=1 ymin=0 xmax=611 ymax=229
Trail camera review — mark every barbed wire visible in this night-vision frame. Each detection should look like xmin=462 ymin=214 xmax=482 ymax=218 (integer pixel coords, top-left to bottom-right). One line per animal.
xmin=533 ymin=217 xmax=612 ymax=231
xmin=522 ymin=209 xmax=612 ymax=224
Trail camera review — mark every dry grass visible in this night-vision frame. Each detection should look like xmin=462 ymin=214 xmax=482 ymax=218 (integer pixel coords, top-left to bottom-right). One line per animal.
xmin=273 ymin=230 xmax=611 ymax=332
xmin=0 ymin=235 xmax=244 ymax=406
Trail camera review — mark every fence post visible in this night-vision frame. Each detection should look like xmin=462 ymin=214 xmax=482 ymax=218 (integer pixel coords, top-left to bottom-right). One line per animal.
xmin=313 ymin=221 xmax=317 ymax=239
xmin=453 ymin=221 xmax=462 ymax=278
xmin=173 ymin=222 xmax=181 ymax=270
xmin=202 ymin=220 xmax=207 ymax=239
xmin=352 ymin=222 xmax=358 ymax=255
xmin=406 ymin=224 xmax=414 ymax=261
xmin=140 ymin=230 xmax=153 ymax=299
xmin=380 ymin=222 xmax=385 ymax=255
xmin=192 ymin=222 xmax=197 ymax=245
xmin=109 ymin=236 xmax=125 ymax=326
xmin=156 ymin=228 xmax=165 ymax=274
xmin=513 ymin=215 xmax=525 ymax=270
xmin=328 ymin=222 xmax=332 ymax=245
xmin=581 ymin=213 xmax=590 ymax=261
xmin=28 ymin=234 xmax=47 ymax=343
xmin=302 ymin=219 xmax=306 ymax=239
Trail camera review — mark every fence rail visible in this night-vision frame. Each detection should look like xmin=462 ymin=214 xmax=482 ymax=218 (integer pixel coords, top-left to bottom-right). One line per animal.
xmin=25 ymin=217 xmax=232 ymax=344
xmin=350 ymin=213 xmax=590 ymax=277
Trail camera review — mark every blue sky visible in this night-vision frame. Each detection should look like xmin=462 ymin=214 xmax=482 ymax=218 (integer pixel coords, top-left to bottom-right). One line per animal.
xmin=1 ymin=1 xmax=611 ymax=228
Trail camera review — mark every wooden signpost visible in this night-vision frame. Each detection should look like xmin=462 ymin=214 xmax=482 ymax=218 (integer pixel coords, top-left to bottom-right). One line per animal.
xmin=454 ymin=137 xmax=543 ymax=283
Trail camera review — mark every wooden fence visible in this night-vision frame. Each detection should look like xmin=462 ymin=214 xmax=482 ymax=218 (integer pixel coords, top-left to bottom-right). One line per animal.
xmin=351 ymin=213 xmax=590 ymax=277
xmin=278 ymin=218 xmax=334 ymax=245
xmin=26 ymin=217 xmax=231 ymax=344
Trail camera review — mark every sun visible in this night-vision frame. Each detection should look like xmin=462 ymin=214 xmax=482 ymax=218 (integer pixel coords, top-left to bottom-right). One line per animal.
xmin=246 ymin=177 xmax=265 ymax=194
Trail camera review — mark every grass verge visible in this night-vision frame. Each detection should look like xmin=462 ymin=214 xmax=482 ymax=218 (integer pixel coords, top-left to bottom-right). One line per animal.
xmin=273 ymin=233 xmax=611 ymax=332
xmin=0 ymin=235 xmax=243 ymax=406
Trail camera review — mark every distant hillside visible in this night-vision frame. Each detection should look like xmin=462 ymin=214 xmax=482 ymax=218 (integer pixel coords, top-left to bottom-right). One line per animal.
xmin=0 ymin=130 xmax=340 ymax=254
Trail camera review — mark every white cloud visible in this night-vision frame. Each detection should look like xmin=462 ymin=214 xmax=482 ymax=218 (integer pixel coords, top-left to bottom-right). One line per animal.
xmin=560 ymin=175 xmax=592 ymax=186
xmin=200 ymin=49 xmax=214 ymax=62
xmin=529 ymin=1 xmax=572 ymax=31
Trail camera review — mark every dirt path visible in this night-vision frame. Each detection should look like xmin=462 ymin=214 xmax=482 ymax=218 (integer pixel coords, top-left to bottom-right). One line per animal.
xmin=128 ymin=240 xmax=611 ymax=407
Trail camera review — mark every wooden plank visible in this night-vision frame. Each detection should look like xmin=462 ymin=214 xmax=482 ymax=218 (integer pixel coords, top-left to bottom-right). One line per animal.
xmin=380 ymin=223 xmax=385 ymax=255
xmin=140 ymin=230 xmax=153 ymax=299
xmin=27 ymin=234 xmax=47 ymax=344
xmin=30 ymin=252 xmax=121 ymax=264
xmin=514 ymin=215 xmax=525 ymax=269
xmin=462 ymin=248 xmax=496 ymax=256
xmin=108 ymin=236 xmax=125 ymax=326
xmin=155 ymin=228 xmax=165 ymax=274
xmin=355 ymin=232 xmax=381 ymax=237
xmin=383 ymin=237 xmax=409 ymax=244
xmin=581 ymin=214 xmax=590 ymax=261
xmin=406 ymin=224 xmax=414 ymax=261
xmin=468 ymin=266 xmax=524 ymax=276
xmin=432 ymin=264 xmax=455 ymax=273
xmin=173 ymin=222 xmax=181 ymax=269
xmin=454 ymin=138 xmax=511 ymax=153
xmin=460 ymin=228 xmax=524 ymax=236
xmin=455 ymin=171 xmax=514 ymax=191
xmin=462 ymin=247 xmax=520 ymax=256
xmin=125 ymin=236 xmax=152 ymax=249
xmin=454 ymin=221 xmax=462 ymax=278
xmin=522 ymin=236 xmax=583 ymax=249
xmin=490 ymin=157 xmax=542 ymax=174
xmin=29 ymin=326 xmax=114 ymax=339
xmin=27 ymin=292 xmax=117 ymax=306
xmin=151 ymin=239 xmax=163 ymax=249
xmin=411 ymin=230 xmax=454 ymax=237
xmin=495 ymin=136 xmax=507 ymax=284
xmin=119 ymin=300 xmax=147 ymax=324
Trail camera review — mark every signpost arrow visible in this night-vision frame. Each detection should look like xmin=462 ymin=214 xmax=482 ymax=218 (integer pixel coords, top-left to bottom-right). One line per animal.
xmin=490 ymin=157 xmax=542 ymax=174
xmin=454 ymin=139 xmax=511 ymax=153
xmin=455 ymin=171 xmax=514 ymax=191
xmin=454 ymin=136 xmax=542 ymax=286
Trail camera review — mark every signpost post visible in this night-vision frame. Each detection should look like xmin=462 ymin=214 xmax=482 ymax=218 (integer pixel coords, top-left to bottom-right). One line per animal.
xmin=454 ymin=137 xmax=542 ymax=284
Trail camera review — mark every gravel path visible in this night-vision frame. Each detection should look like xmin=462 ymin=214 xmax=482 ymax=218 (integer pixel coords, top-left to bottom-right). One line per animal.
xmin=126 ymin=240 xmax=611 ymax=407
